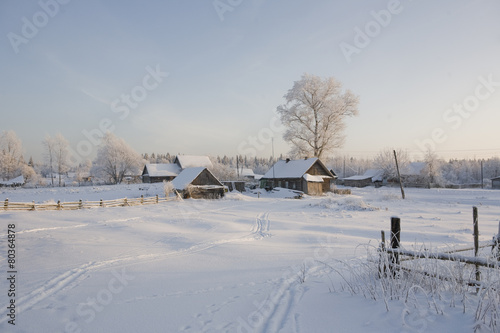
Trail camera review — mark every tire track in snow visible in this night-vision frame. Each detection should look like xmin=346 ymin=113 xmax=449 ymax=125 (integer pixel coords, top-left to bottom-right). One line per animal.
xmin=253 ymin=212 xmax=271 ymax=239
xmin=0 ymin=224 xmax=88 ymax=237
xmin=257 ymin=279 xmax=304 ymax=333
xmin=1 ymin=211 xmax=274 ymax=323
xmin=256 ymin=265 xmax=324 ymax=333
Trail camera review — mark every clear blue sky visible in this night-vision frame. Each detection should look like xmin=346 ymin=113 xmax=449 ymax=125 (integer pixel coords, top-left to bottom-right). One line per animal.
xmin=1 ymin=0 xmax=500 ymax=164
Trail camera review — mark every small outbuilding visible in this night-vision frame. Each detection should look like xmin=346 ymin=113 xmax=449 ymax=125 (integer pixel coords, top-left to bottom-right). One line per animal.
xmin=342 ymin=169 xmax=384 ymax=188
xmin=0 ymin=175 xmax=25 ymax=187
xmin=492 ymin=176 xmax=500 ymax=189
xmin=172 ymin=167 xmax=225 ymax=199
xmin=142 ymin=164 xmax=180 ymax=183
xmin=260 ymin=158 xmax=334 ymax=195
xmin=398 ymin=162 xmax=427 ymax=188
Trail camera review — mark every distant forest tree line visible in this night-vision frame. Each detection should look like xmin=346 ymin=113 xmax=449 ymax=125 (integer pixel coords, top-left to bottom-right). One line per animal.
xmin=1 ymin=129 xmax=500 ymax=187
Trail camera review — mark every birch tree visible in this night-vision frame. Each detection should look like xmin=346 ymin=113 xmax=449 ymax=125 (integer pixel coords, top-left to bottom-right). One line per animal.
xmin=277 ymin=73 xmax=359 ymax=158
xmin=54 ymin=133 xmax=70 ymax=186
xmin=43 ymin=135 xmax=56 ymax=186
xmin=374 ymin=148 xmax=410 ymax=179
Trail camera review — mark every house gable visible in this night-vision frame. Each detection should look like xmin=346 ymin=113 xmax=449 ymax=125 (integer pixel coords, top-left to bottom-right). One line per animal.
xmin=172 ymin=167 xmax=224 ymax=199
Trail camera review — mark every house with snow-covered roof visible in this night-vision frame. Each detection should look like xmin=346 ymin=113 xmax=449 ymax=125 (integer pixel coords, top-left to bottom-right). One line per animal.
xmin=174 ymin=155 xmax=213 ymax=170
xmin=142 ymin=163 xmax=181 ymax=183
xmin=260 ymin=158 xmax=334 ymax=195
xmin=172 ymin=167 xmax=224 ymax=199
xmin=142 ymin=155 xmax=213 ymax=184
xmin=0 ymin=175 xmax=25 ymax=187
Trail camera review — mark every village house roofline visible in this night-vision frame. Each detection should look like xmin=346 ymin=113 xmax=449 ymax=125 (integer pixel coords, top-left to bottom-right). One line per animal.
xmin=174 ymin=155 xmax=213 ymax=170
xmin=171 ymin=167 xmax=223 ymax=191
xmin=261 ymin=157 xmax=333 ymax=179
xmin=343 ymin=169 xmax=384 ymax=181
xmin=143 ymin=163 xmax=180 ymax=177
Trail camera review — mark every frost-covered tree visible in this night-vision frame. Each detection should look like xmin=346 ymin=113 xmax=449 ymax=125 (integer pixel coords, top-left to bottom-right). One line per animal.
xmin=374 ymin=148 xmax=410 ymax=179
xmin=44 ymin=133 xmax=70 ymax=186
xmin=54 ymin=133 xmax=70 ymax=186
xmin=422 ymin=149 xmax=444 ymax=186
xmin=0 ymin=130 xmax=24 ymax=180
xmin=43 ymin=135 xmax=56 ymax=185
xmin=92 ymin=133 xmax=143 ymax=184
xmin=277 ymin=73 xmax=359 ymax=158
xmin=21 ymin=163 xmax=38 ymax=185
xmin=75 ymin=159 xmax=92 ymax=185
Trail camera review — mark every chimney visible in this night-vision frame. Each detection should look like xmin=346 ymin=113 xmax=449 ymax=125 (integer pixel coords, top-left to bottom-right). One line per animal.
xmin=286 ymin=158 xmax=291 ymax=163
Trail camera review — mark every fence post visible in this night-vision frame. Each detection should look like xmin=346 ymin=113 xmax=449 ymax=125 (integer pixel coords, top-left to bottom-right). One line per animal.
xmin=79 ymin=199 xmax=83 ymax=209
xmin=378 ymin=230 xmax=387 ymax=277
xmin=156 ymin=194 xmax=159 ymax=204
xmin=100 ymin=199 xmax=103 ymax=207
xmin=495 ymin=221 xmax=500 ymax=261
xmin=124 ymin=198 xmax=128 ymax=206
xmin=31 ymin=200 xmax=35 ymax=211
xmin=141 ymin=195 xmax=144 ymax=204
xmin=57 ymin=200 xmax=61 ymax=210
xmin=4 ymin=198 xmax=8 ymax=210
xmin=390 ymin=217 xmax=401 ymax=275
xmin=473 ymin=207 xmax=481 ymax=283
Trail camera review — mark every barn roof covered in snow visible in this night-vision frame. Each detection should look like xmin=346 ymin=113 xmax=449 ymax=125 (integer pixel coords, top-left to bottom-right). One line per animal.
xmin=143 ymin=163 xmax=180 ymax=177
xmin=0 ymin=175 xmax=25 ymax=186
xmin=262 ymin=158 xmax=332 ymax=179
xmin=172 ymin=167 xmax=205 ymax=190
xmin=343 ymin=169 xmax=384 ymax=181
xmin=171 ymin=167 xmax=223 ymax=191
xmin=174 ymin=155 xmax=213 ymax=170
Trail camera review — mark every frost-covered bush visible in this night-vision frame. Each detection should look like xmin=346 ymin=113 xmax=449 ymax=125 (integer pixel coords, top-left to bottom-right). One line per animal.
xmin=163 ymin=180 xmax=174 ymax=197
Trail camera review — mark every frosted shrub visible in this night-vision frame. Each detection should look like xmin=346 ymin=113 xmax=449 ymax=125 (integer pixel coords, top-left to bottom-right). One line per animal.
xmin=326 ymin=245 xmax=500 ymax=332
xmin=163 ymin=180 xmax=174 ymax=197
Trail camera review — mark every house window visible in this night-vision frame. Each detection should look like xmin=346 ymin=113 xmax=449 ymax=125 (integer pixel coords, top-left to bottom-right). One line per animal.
xmin=285 ymin=181 xmax=289 ymax=188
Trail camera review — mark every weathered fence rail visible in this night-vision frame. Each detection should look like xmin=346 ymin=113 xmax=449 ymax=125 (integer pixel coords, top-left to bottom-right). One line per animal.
xmin=379 ymin=207 xmax=500 ymax=284
xmin=2 ymin=195 xmax=168 ymax=212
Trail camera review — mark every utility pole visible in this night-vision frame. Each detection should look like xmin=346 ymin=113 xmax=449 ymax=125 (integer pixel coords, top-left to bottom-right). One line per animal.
xmin=343 ymin=156 xmax=346 ymax=178
xmin=236 ymin=155 xmax=239 ymax=178
xmin=481 ymin=160 xmax=484 ymax=189
xmin=272 ymin=138 xmax=275 ymax=188
xmin=393 ymin=150 xmax=405 ymax=199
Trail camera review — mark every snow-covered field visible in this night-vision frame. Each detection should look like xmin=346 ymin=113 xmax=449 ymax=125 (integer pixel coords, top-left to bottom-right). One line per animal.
xmin=1 ymin=186 xmax=500 ymax=332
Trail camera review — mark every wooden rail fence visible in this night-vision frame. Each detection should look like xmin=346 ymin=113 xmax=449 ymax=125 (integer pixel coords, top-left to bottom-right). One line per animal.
xmin=2 ymin=195 xmax=169 ymax=212
xmin=379 ymin=206 xmax=500 ymax=285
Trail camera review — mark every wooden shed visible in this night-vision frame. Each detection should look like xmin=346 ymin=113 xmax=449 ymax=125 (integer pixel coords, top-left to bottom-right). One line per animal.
xmin=259 ymin=158 xmax=334 ymax=195
xmin=172 ymin=167 xmax=225 ymax=199
xmin=342 ymin=169 xmax=384 ymax=188
xmin=492 ymin=177 xmax=500 ymax=189
xmin=142 ymin=164 xmax=180 ymax=183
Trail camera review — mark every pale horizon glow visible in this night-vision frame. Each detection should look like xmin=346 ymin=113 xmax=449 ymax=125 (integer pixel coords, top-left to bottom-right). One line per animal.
xmin=1 ymin=0 xmax=499 ymax=164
